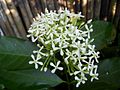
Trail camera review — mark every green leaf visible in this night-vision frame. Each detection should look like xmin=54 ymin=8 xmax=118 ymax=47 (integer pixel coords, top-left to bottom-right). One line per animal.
xmin=98 ymin=57 xmax=120 ymax=87
xmin=74 ymin=82 xmax=118 ymax=90
xmin=91 ymin=21 xmax=116 ymax=50
xmin=0 ymin=36 xmax=37 ymax=70
xmin=0 ymin=36 xmax=64 ymax=90
xmin=74 ymin=57 xmax=120 ymax=90
xmin=0 ymin=84 xmax=5 ymax=90
xmin=0 ymin=69 xmax=63 ymax=90
xmin=101 ymin=46 xmax=119 ymax=58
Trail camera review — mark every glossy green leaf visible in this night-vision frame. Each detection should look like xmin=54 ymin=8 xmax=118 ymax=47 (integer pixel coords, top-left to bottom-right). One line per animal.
xmin=91 ymin=21 xmax=116 ymax=50
xmin=0 ymin=36 xmax=38 ymax=70
xmin=98 ymin=57 xmax=120 ymax=87
xmin=0 ymin=69 xmax=63 ymax=90
xmin=0 ymin=36 xmax=64 ymax=90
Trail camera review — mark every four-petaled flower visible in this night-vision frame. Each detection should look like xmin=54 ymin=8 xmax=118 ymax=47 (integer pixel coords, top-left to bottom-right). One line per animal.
xmin=33 ymin=46 xmax=47 ymax=60
xmin=29 ymin=55 xmax=43 ymax=69
xmin=50 ymin=61 xmax=63 ymax=73
xmin=75 ymin=76 xmax=85 ymax=87
xmin=74 ymin=62 xmax=87 ymax=75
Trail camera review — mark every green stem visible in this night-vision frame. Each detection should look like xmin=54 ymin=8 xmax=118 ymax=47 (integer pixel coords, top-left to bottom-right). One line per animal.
xmin=65 ymin=72 xmax=71 ymax=90
xmin=64 ymin=63 xmax=71 ymax=90
xmin=41 ymin=56 xmax=51 ymax=70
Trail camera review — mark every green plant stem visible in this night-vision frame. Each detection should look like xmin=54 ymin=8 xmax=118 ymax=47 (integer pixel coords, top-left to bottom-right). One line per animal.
xmin=63 ymin=63 xmax=70 ymax=90
xmin=65 ymin=72 xmax=71 ymax=90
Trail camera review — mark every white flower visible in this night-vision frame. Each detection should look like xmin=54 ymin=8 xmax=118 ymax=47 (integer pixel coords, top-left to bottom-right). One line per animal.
xmin=85 ymin=24 xmax=93 ymax=39
xmin=64 ymin=49 xmax=77 ymax=64
xmin=27 ymin=33 xmax=39 ymax=42
xmin=88 ymin=45 xmax=100 ymax=63
xmin=90 ymin=69 xmax=99 ymax=82
xmin=72 ymin=41 xmax=86 ymax=58
xmin=29 ymin=55 xmax=43 ymax=69
xmin=33 ymin=46 xmax=47 ymax=60
xmin=50 ymin=61 xmax=63 ymax=73
xmin=59 ymin=42 xmax=68 ymax=56
xmin=45 ymin=33 xmax=56 ymax=49
xmin=74 ymin=62 xmax=87 ymax=75
xmin=75 ymin=76 xmax=85 ymax=87
xmin=90 ymin=62 xmax=99 ymax=82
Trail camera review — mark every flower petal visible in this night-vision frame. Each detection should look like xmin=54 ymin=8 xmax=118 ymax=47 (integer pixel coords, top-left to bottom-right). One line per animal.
xmin=58 ymin=67 xmax=63 ymax=71
xmin=29 ymin=61 xmax=34 ymax=64
xmin=35 ymin=63 xmax=38 ymax=69
xmin=51 ymin=69 xmax=56 ymax=73
xmin=37 ymin=61 xmax=43 ymax=65
xmin=50 ymin=62 xmax=55 ymax=67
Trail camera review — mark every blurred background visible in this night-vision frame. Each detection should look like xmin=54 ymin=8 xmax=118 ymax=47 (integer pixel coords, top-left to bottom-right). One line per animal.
xmin=0 ymin=0 xmax=120 ymax=39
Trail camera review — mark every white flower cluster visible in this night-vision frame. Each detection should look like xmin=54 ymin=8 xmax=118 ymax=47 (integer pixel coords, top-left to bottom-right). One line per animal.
xmin=27 ymin=8 xmax=100 ymax=87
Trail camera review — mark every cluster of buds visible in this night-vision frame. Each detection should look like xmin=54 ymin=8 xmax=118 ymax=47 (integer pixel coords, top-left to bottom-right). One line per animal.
xmin=27 ymin=8 xmax=100 ymax=87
